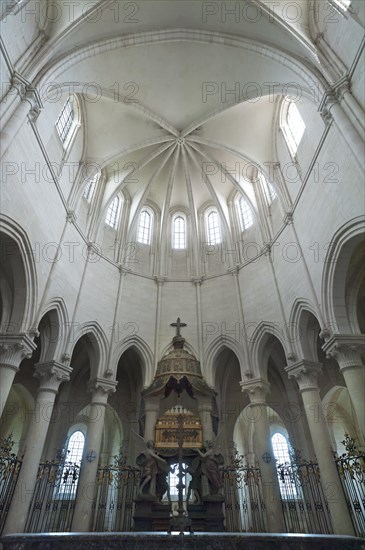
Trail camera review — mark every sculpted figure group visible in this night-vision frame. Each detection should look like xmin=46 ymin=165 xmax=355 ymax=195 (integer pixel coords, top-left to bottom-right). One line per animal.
xmin=136 ymin=438 xmax=223 ymax=502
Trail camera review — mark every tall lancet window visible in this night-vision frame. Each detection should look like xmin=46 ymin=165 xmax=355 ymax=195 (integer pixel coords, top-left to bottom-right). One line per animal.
xmin=105 ymin=195 xmax=120 ymax=228
xmin=333 ymin=0 xmax=351 ymax=9
xmin=262 ymin=175 xmax=277 ymax=205
xmin=238 ymin=196 xmax=253 ymax=231
xmin=58 ymin=430 xmax=85 ymax=498
xmin=282 ymin=100 xmax=306 ymax=156
xmin=55 ymin=97 xmax=74 ymax=143
xmin=137 ymin=209 xmax=152 ymax=244
xmin=173 ymin=216 xmax=186 ymax=249
xmin=207 ymin=210 xmax=222 ymax=245
xmin=272 ymin=432 xmax=298 ymax=499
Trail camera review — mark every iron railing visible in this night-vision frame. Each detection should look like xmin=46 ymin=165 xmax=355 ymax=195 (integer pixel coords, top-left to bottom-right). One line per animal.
xmin=276 ymin=450 xmax=333 ymax=534
xmin=25 ymin=450 xmax=79 ymax=533
xmin=93 ymin=453 xmax=140 ymax=532
xmin=335 ymin=434 xmax=365 ymax=537
xmin=222 ymin=451 xmax=266 ymax=532
xmin=0 ymin=435 xmax=22 ymax=534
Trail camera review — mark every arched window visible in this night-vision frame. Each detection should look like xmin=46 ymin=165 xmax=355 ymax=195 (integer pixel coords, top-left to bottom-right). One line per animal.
xmin=83 ymin=172 xmax=98 ymax=201
xmin=55 ymin=97 xmax=75 ymax=143
xmin=105 ymin=195 xmax=120 ymax=228
xmin=137 ymin=209 xmax=152 ymax=244
xmin=173 ymin=216 xmax=186 ymax=249
xmin=206 ymin=210 xmax=222 ymax=245
xmin=58 ymin=430 xmax=85 ymax=498
xmin=333 ymin=0 xmax=351 ymax=10
xmin=169 ymin=463 xmax=190 ymax=497
xmin=282 ymin=100 xmax=305 ymax=156
xmin=262 ymin=175 xmax=277 ymax=205
xmin=272 ymin=432 xmax=298 ymax=499
xmin=238 ymin=196 xmax=253 ymax=231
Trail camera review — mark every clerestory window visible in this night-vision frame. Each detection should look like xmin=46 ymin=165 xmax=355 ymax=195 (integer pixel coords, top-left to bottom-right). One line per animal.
xmin=137 ymin=209 xmax=152 ymax=245
xmin=105 ymin=195 xmax=120 ymax=228
xmin=238 ymin=196 xmax=254 ymax=231
xmin=206 ymin=210 xmax=222 ymax=245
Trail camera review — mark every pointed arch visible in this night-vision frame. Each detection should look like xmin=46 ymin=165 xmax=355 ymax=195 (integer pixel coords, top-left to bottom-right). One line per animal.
xmin=111 ymin=335 xmax=154 ymax=388
xmin=69 ymin=321 xmax=109 ymax=379
xmin=249 ymin=321 xmax=291 ymax=378
xmin=321 ymin=217 xmax=365 ymax=334
xmin=204 ymin=336 xmax=246 ymax=387
xmin=0 ymin=215 xmax=38 ymax=331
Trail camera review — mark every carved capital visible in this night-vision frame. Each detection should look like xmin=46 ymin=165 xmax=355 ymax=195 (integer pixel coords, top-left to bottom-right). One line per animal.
xmin=283 ymin=211 xmax=294 ymax=225
xmin=88 ymin=377 xmax=117 ymax=404
xmin=192 ymin=276 xmax=204 ymax=286
xmin=154 ymin=276 xmax=165 ymax=286
xmin=66 ymin=210 xmax=77 ymax=224
xmin=240 ymin=378 xmax=270 ymax=404
xmin=118 ymin=264 xmax=130 ymax=276
xmin=321 ymin=107 xmax=334 ymax=127
xmin=34 ymin=361 xmax=72 ymax=393
xmin=285 ymin=360 xmax=322 ymax=392
xmin=322 ymin=335 xmax=365 ymax=371
xmin=0 ymin=333 xmax=37 ymax=369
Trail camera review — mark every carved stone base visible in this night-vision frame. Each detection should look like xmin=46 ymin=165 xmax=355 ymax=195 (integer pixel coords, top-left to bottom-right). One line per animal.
xmin=133 ymin=498 xmax=171 ymax=531
xmin=187 ymin=496 xmax=225 ymax=532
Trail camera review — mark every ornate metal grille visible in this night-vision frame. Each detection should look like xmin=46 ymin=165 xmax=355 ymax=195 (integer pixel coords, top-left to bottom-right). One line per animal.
xmin=93 ymin=452 xmax=140 ymax=532
xmin=276 ymin=450 xmax=333 ymax=534
xmin=222 ymin=450 xmax=266 ymax=532
xmin=25 ymin=449 xmax=79 ymax=533
xmin=335 ymin=434 xmax=365 ymax=537
xmin=0 ymin=435 xmax=22 ymax=534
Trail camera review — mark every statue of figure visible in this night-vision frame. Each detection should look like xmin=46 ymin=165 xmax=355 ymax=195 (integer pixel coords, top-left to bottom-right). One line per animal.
xmin=197 ymin=440 xmax=224 ymax=495
xmin=136 ymin=439 xmax=168 ymax=497
xmin=186 ymin=455 xmax=202 ymax=504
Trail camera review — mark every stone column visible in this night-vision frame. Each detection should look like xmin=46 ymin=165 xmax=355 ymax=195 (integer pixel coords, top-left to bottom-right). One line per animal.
xmin=3 ymin=361 xmax=72 ymax=535
xmin=198 ymin=399 xmax=214 ymax=443
xmin=71 ymin=378 xmax=117 ymax=532
xmin=0 ymin=333 xmax=37 ymax=418
xmin=322 ymin=335 xmax=365 ymax=440
xmin=285 ymin=360 xmax=355 ymax=535
xmin=143 ymin=398 xmax=160 ymax=442
xmin=0 ymin=85 xmax=41 ymax=158
xmin=240 ymin=378 xmax=286 ymax=533
xmin=321 ymin=94 xmax=365 ymax=172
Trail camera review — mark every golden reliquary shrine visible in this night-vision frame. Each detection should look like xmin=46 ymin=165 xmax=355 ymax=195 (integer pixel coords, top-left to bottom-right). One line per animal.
xmin=155 ymin=407 xmax=202 ymax=449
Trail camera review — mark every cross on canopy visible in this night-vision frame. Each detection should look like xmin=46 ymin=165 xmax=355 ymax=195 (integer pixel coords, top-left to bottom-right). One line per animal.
xmin=170 ymin=317 xmax=187 ymax=337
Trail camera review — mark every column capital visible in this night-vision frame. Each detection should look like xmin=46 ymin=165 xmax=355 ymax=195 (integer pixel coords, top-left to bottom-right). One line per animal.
xmin=34 ymin=361 xmax=72 ymax=393
xmin=87 ymin=377 xmax=117 ymax=404
xmin=0 ymin=333 xmax=37 ymax=369
xmin=322 ymin=334 xmax=365 ymax=371
xmin=283 ymin=211 xmax=294 ymax=225
xmin=191 ymin=276 xmax=204 ymax=286
xmin=154 ymin=276 xmax=165 ymax=286
xmin=66 ymin=210 xmax=77 ymax=224
xmin=240 ymin=378 xmax=270 ymax=404
xmin=285 ymin=360 xmax=322 ymax=392
xmin=143 ymin=396 xmax=161 ymax=413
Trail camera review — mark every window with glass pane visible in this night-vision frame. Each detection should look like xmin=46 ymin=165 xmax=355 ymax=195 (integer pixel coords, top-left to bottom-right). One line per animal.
xmin=272 ymin=432 xmax=298 ymax=499
xmin=105 ymin=195 xmax=120 ymax=228
xmin=55 ymin=97 xmax=74 ymax=143
xmin=207 ymin=211 xmax=222 ymax=245
xmin=137 ymin=210 xmax=152 ymax=244
xmin=58 ymin=431 xmax=85 ymax=498
xmin=169 ymin=463 xmax=189 ymax=496
xmin=263 ymin=176 xmax=277 ymax=204
xmin=83 ymin=174 xmax=97 ymax=201
xmin=286 ymin=102 xmax=305 ymax=154
xmin=173 ymin=216 xmax=186 ymax=249
xmin=333 ymin=0 xmax=351 ymax=9
xmin=238 ymin=197 xmax=253 ymax=230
